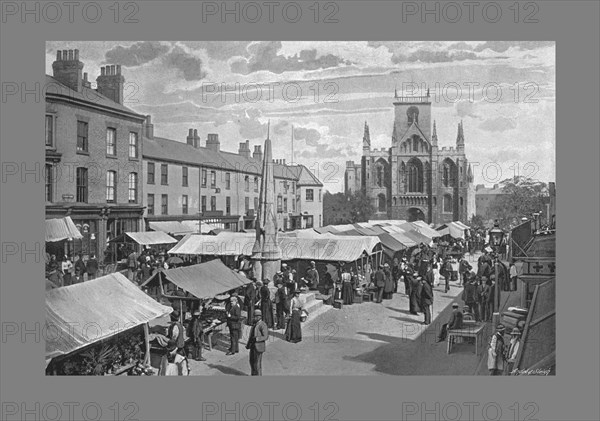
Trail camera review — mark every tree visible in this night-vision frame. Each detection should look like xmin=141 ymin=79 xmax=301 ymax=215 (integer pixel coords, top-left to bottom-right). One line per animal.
xmin=348 ymin=190 xmax=376 ymax=223
xmin=468 ymin=214 xmax=486 ymax=230
xmin=486 ymin=176 xmax=548 ymax=229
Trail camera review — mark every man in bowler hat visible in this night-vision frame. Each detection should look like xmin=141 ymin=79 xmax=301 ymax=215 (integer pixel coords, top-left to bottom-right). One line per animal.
xmin=247 ymin=309 xmax=269 ymax=376
xmin=226 ymin=296 xmax=242 ymax=355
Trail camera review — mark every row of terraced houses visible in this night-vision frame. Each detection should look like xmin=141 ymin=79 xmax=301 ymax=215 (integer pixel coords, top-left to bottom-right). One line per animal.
xmin=45 ymin=48 xmax=323 ymax=261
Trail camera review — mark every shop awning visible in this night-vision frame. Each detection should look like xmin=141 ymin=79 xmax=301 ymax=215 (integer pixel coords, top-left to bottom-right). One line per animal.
xmin=110 ymin=231 xmax=178 ymax=246
xmin=45 ymin=272 xmax=172 ymax=361
xmin=279 ymin=236 xmax=379 ymax=262
xmin=149 ymin=221 xmax=195 ymax=236
xmin=45 ymin=217 xmax=83 ymax=242
xmin=180 ymin=220 xmax=221 ymax=234
xmin=401 ymin=229 xmax=433 ymax=245
xmin=156 ymin=259 xmax=250 ymax=300
xmin=436 ymin=222 xmax=467 ymax=239
xmin=378 ymin=233 xmax=409 ymax=256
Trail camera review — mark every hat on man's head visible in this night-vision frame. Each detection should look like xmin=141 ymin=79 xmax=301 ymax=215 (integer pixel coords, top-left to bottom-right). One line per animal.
xmin=413 ymin=272 xmax=419 ymax=277
xmin=282 ymin=263 xmax=287 ymax=268
xmin=253 ymin=309 xmax=262 ymax=316
xmin=310 ymin=261 xmax=316 ymax=265
xmin=170 ymin=310 xmax=180 ymax=320
xmin=193 ymin=309 xmax=201 ymax=316
xmin=256 ymin=280 xmax=263 ymax=287
xmin=452 ymin=303 xmax=459 ymax=308
xmin=511 ymin=328 xmax=521 ymax=336
xmin=496 ymin=324 xmax=506 ymax=332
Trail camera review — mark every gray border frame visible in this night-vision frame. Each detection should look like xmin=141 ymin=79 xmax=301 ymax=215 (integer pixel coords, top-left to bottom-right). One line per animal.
xmin=1 ymin=1 xmax=599 ymax=420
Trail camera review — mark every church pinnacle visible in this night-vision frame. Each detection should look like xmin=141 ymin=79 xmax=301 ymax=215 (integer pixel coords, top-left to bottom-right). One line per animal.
xmin=363 ymin=121 xmax=370 ymax=146
xmin=456 ymin=120 xmax=464 ymax=146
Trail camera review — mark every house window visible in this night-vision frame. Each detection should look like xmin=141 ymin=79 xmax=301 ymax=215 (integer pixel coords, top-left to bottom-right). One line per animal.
xmin=277 ymin=196 xmax=283 ymax=212
xmin=182 ymin=195 xmax=188 ymax=214
xmin=292 ymin=198 xmax=296 ymax=212
xmin=106 ymin=127 xmax=116 ymax=156
xmin=319 ymin=189 xmax=322 ymax=202
xmin=128 ymin=173 xmax=137 ymax=203
xmin=460 ymin=197 xmax=464 ymax=208
xmin=147 ymin=162 xmax=155 ymax=184
xmin=147 ymin=194 xmax=154 ymax=215
xmin=245 ymin=176 xmax=250 ymax=192
xmin=106 ymin=171 xmax=116 ymax=203
xmin=319 ymin=215 xmax=321 ymax=227
xmin=45 ymin=115 xmax=53 ymax=147
xmin=129 ymin=132 xmax=138 ymax=158
xmin=433 ymin=197 xmax=437 ymax=207
xmin=254 ymin=177 xmax=259 ymax=192
xmin=211 ymin=196 xmax=216 ymax=211
xmin=284 ymin=198 xmax=288 ymax=212
xmin=245 ymin=197 xmax=250 ymax=213
xmin=225 ymin=173 xmax=231 ymax=190
xmin=201 ymin=196 xmax=206 ymax=213
xmin=226 ymin=197 xmax=231 ymax=215
xmin=254 ymin=197 xmax=258 ymax=210
xmin=45 ymin=164 xmax=53 ymax=202
xmin=77 ymin=121 xmax=88 ymax=152
xmin=160 ymin=164 xmax=168 ymax=185
xmin=161 ymin=194 xmax=168 ymax=215
xmin=306 ymin=216 xmax=314 ymax=228
xmin=306 ymin=189 xmax=314 ymax=201
xmin=443 ymin=194 xmax=453 ymax=213
xmin=76 ymin=167 xmax=88 ymax=203
xmin=201 ymin=169 xmax=207 ymax=187
xmin=182 ymin=166 xmax=188 ymax=187
xmin=210 ymin=171 xmax=216 ymax=188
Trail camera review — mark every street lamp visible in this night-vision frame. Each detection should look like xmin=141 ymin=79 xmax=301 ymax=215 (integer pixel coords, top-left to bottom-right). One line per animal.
xmin=488 ymin=220 xmax=504 ymax=254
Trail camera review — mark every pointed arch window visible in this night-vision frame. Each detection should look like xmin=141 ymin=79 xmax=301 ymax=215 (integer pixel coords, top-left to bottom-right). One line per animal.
xmin=443 ymin=194 xmax=453 ymax=213
xmin=407 ymin=158 xmax=423 ymax=193
xmin=378 ymin=194 xmax=386 ymax=212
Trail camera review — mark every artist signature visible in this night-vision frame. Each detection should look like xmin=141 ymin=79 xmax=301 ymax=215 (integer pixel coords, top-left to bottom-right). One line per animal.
xmin=510 ymin=368 xmax=551 ymax=376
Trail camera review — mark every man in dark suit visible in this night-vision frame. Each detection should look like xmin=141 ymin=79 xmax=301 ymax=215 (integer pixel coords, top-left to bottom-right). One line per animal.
xmin=86 ymin=254 xmax=99 ymax=280
xmin=275 ymin=283 xmax=289 ymax=330
xmin=420 ymin=277 xmax=433 ymax=325
xmin=226 ymin=296 xmax=242 ymax=355
xmin=424 ymin=262 xmax=435 ymax=287
xmin=244 ymin=280 xmax=257 ymax=326
xmin=247 ymin=309 xmax=269 ymax=376
xmin=436 ymin=303 xmax=463 ymax=342
xmin=374 ymin=265 xmax=385 ymax=303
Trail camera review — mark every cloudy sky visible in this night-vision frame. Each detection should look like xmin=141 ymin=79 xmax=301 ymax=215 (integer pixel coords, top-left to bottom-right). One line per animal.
xmin=46 ymin=41 xmax=555 ymax=193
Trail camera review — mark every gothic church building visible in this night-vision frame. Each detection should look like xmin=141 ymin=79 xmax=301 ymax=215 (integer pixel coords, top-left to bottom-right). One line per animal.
xmin=345 ymin=90 xmax=475 ymax=224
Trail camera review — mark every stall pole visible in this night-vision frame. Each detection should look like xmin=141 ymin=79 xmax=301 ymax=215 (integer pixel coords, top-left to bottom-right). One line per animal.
xmin=143 ymin=323 xmax=150 ymax=366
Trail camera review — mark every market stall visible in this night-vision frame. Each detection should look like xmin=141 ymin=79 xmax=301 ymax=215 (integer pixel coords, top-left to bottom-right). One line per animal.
xmin=45 ymin=272 xmax=173 ymax=375
xmin=107 ymin=231 xmax=178 ymax=269
xmin=141 ymin=259 xmax=251 ymax=352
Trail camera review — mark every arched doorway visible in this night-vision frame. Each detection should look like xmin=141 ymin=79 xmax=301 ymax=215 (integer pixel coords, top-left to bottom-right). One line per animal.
xmin=407 ymin=207 xmax=425 ymax=222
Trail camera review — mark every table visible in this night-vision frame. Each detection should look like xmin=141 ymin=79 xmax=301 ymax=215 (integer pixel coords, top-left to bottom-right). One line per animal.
xmin=447 ymin=322 xmax=486 ymax=355
xmin=202 ymin=320 xmax=225 ymax=351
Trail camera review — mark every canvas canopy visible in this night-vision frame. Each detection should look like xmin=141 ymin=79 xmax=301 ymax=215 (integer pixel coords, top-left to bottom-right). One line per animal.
xmin=168 ymin=233 xmax=256 ymax=256
xmin=436 ymin=221 xmax=468 ymax=239
xmin=109 ymin=231 xmax=177 ymax=246
xmin=45 ymin=217 xmax=83 ymax=242
xmin=279 ymin=236 xmax=379 ymax=262
xmin=378 ymin=233 xmax=409 ymax=257
xmin=151 ymin=259 xmax=250 ymax=300
xmin=45 ymin=272 xmax=172 ymax=361
xmin=401 ymin=221 xmax=442 ymax=239
xmin=149 ymin=221 xmax=195 ymax=236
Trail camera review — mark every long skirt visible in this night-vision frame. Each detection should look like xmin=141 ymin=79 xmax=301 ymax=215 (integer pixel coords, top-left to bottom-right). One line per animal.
xmin=285 ymin=310 xmax=302 ymax=343
xmin=261 ymin=300 xmax=274 ymax=329
xmin=341 ymin=281 xmax=354 ymax=305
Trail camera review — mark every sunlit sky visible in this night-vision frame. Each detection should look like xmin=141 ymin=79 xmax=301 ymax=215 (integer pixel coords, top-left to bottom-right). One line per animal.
xmin=46 ymin=41 xmax=555 ymax=193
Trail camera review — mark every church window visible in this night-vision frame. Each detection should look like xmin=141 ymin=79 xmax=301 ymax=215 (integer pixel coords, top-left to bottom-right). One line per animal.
xmin=413 ymin=136 xmax=419 ymax=152
xmin=407 ymin=158 xmax=423 ymax=193
xmin=378 ymin=194 xmax=386 ymax=212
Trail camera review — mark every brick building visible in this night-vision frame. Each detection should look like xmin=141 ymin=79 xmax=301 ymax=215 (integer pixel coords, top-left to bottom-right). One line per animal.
xmin=143 ymin=131 xmax=323 ymax=233
xmin=345 ymin=90 xmax=475 ymax=224
xmin=45 ymin=49 xmax=147 ymax=260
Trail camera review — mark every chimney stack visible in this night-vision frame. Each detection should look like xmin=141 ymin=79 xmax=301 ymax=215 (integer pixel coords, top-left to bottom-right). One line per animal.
xmin=206 ymin=133 xmax=220 ymax=152
xmin=96 ymin=63 xmax=125 ymax=104
xmin=186 ymin=129 xmax=194 ymax=146
xmin=193 ymin=129 xmax=200 ymax=148
xmin=52 ymin=48 xmax=84 ymax=92
xmin=238 ymin=140 xmax=251 ymax=158
xmin=253 ymin=145 xmax=263 ymax=162
xmin=145 ymin=115 xmax=154 ymax=139
xmin=82 ymin=72 xmax=91 ymax=88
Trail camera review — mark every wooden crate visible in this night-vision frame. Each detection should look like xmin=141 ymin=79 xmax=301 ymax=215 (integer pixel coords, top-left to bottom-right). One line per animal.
xmin=333 ymin=300 xmax=344 ymax=309
xmin=362 ymin=293 xmax=371 ymax=302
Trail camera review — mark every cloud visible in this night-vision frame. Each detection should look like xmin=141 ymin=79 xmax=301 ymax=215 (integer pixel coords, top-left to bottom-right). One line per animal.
xmin=456 ymin=100 xmax=481 ymax=119
xmin=293 ymin=126 xmax=322 ymax=146
xmin=473 ymin=41 xmax=554 ymax=53
xmin=164 ymin=47 xmax=206 ymax=81
xmin=231 ymin=41 xmax=350 ymax=75
xmin=105 ymin=42 xmax=169 ymax=67
xmin=182 ymin=41 xmax=252 ymax=61
xmin=394 ymin=49 xmax=480 ymax=63
xmin=479 ymin=116 xmax=517 ymax=132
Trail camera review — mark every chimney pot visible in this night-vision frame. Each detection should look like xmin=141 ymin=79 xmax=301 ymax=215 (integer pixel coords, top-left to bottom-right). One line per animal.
xmin=117 ymin=65 xmax=121 ymax=75
xmin=56 ymin=51 xmax=62 ymax=61
xmin=62 ymin=50 xmax=68 ymax=60
xmin=189 ymin=128 xmax=194 ymax=136
xmin=68 ymin=50 xmax=73 ymax=61
xmin=111 ymin=65 xmax=116 ymax=75
xmin=83 ymin=72 xmax=88 ymax=81
xmin=101 ymin=66 xmax=105 ymax=76
xmin=74 ymin=49 xmax=79 ymax=61
xmin=193 ymin=129 xmax=198 ymax=136
xmin=146 ymin=115 xmax=152 ymax=124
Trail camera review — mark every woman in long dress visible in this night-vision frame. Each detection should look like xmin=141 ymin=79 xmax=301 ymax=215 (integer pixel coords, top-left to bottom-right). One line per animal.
xmin=258 ymin=280 xmax=274 ymax=329
xmin=285 ymin=291 xmax=303 ymax=343
xmin=341 ymin=267 xmax=354 ymax=305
